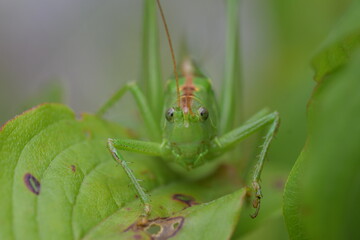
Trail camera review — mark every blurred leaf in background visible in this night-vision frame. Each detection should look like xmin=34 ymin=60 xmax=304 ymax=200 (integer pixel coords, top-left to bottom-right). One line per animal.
xmin=233 ymin=0 xmax=352 ymax=238
xmin=284 ymin=0 xmax=360 ymax=238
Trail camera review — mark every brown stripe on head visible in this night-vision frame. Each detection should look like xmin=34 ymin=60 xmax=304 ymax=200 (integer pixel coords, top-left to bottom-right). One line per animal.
xmin=180 ymin=59 xmax=198 ymax=114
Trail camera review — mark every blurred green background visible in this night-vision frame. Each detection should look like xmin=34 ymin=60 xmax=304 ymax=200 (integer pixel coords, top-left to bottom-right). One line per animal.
xmin=0 ymin=0 xmax=354 ymax=239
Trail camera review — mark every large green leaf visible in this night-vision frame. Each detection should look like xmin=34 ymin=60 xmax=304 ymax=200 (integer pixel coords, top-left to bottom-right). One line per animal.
xmin=284 ymin=2 xmax=360 ymax=238
xmin=311 ymin=0 xmax=360 ymax=82
xmin=84 ymin=186 xmax=246 ymax=240
xmin=283 ymin=50 xmax=360 ymax=239
xmin=0 ymin=104 xmax=248 ymax=239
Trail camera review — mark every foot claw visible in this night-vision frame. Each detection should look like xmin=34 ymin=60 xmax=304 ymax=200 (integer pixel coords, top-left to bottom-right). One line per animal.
xmin=136 ymin=203 xmax=152 ymax=227
xmin=136 ymin=216 xmax=149 ymax=227
xmin=250 ymin=181 xmax=262 ymax=218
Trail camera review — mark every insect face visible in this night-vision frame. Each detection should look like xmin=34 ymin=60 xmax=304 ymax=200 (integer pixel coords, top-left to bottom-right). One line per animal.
xmin=163 ymin=105 xmax=214 ymax=169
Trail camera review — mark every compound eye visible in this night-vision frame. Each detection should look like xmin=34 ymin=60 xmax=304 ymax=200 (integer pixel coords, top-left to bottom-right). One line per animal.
xmin=198 ymin=107 xmax=209 ymax=121
xmin=165 ymin=108 xmax=175 ymax=122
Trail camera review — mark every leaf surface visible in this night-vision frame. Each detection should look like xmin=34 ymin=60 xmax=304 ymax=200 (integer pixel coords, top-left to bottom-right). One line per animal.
xmin=311 ymin=0 xmax=360 ymax=82
xmin=84 ymin=187 xmax=246 ymax=240
xmin=284 ymin=50 xmax=360 ymax=239
xmin=0 ymin=104 xmax=246 ymax=240
xmin=285 ymin=2 xmax=360 ymax=237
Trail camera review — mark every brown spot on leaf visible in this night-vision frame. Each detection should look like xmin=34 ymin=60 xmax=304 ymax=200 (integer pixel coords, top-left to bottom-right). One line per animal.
xmin=24 ymin=173 xmax=40 ymax=195
xmin=140 ymin=170 xmax=155 ymax=180
xmin=172 ymin=194 xmax=198 ymax=207
xmin=133 ymin=234 xmax=143 ymax=239
xmin=71 ymin=165 xmax=76 ymax=172
xmin=125 ymin=217 xmax=184 ymax=240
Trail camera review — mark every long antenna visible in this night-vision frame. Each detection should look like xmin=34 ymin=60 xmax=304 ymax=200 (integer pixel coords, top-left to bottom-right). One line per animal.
xmin=156 ymin=0 xmax=181 ymax=107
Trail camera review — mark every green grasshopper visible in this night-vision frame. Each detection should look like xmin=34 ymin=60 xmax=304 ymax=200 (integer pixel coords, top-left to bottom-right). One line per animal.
xmin=97 ymin=0 xmax=279 ymax=223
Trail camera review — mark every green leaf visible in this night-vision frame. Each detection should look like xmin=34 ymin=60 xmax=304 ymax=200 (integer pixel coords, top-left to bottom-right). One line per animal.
xmin=284 ymin=51 xmax=360 ymax=239
xmin=311 ymin=0 xmax=360 ymax=82
xmin=83 ymin=187 xmax=246 ymax=240
xmin=0 ymin=103 xmax=247 ymax=240
xmin=233 ymin=210 xmax=288 ymax=240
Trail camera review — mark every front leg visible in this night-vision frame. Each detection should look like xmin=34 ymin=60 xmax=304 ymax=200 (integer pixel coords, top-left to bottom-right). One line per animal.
xmin=107 ymin=138 xmax=163 ymax=225
xmin=250 ymin=112 xmax=280 ymax=218
xmin=210 ymin=111 xmax=280 ymax=218
xmin=96 ymin=82 xmax=161 ymax=140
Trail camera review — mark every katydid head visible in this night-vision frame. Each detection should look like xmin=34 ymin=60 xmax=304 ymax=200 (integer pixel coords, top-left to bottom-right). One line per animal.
xmin=163 ymin=103 xmax=216 ymax=170
xmin=157 ymin=0 xmax=217 ymax=170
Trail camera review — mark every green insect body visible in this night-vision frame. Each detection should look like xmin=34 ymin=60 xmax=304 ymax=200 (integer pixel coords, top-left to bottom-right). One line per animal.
xmin=162 ymin=64 xmax=218 ymax=169
xmin=97 ymin=0 xmax=280 ymax=224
